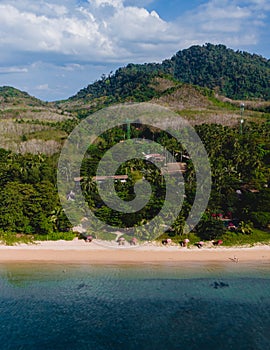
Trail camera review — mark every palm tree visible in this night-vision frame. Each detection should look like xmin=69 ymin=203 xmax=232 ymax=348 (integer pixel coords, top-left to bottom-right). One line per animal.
xmin=81 ymin=176 xmax=97 ymax=194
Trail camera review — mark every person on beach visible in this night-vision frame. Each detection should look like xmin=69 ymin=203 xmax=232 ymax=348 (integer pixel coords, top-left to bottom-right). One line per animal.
xmin=86 ymin=235 xmax=93 ymax=242
xmin=212 ymin=239 xmax=223 ymax=246
xmin=118 ymin=237 xmax=125 ymax=246
xmin=79 ymin=233 xmax=93 ymax=242
xmin=229 ymin=255 xmax=239 ymax=263
xmin=130 ymin=237 xmax=137 ymax=246
xmin=183 ymin=238 xmax=190 ymax=247
xmin=196 ymin=241 xmax=204 ymax=248
xmin=162 ymin=238 xmax=172 ymax=246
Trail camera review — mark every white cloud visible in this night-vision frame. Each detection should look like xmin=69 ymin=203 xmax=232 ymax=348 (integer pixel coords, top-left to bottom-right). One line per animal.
xmin=2 ymin=6 xmax=119 ymax=64
xmin=124 ymin=0 xmax=155 ymax=6
xmin=0 ymin=0 xmax=269 ymax=62
xmin=91 ymin=0 xmax=123 ymax=8
xmin=0 ymin=0 xmax=270 ymax=100
xmin=168 ymin=0 xmax=269 ymax=49
xmin=0 ymin=1 xmax=174 ymax=64
xmin=247 ymin=0 xmax=270 ymax=10
xmin=0 ymin=66 xmax=28 ymax=74
xmin=109 ymin=7 xmax=167 ymax=40
xmin=0 ymin=0 xmax=69 ymax=18
xmin=36 ymin=83 xmax=49 ymax=90
xmin=61 ymin=63 xmax=83 ymax=71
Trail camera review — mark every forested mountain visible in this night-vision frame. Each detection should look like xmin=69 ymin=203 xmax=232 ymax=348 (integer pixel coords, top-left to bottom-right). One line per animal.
xmin=166 ymin=43 xmax=270 ymax=100
xmin=0 ymin=44 xmax=270 ymax=243
xmin=70 ymin=43 xmax=270 ymax=102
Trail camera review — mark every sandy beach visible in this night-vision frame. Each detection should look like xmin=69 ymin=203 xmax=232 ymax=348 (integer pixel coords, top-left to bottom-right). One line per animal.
xmin=0 ymin=238 xmax=270 ymax=264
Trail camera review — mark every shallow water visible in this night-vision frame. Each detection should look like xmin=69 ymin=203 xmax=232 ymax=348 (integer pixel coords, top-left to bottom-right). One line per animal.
xmin=1 ymin=262 xmax=270 ymax=350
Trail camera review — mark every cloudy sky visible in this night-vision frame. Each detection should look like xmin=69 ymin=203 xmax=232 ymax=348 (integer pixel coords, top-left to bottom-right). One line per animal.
xmin=0 ymin=0 xmax=270 ymax=101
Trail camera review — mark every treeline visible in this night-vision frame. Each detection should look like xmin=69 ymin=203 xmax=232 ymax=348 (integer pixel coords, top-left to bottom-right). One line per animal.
xmin=71 ymin=43 xmax=270 ymax=103
xmin=0 ymin=150 xmax=71 ymax=236
xmin=0 ymin=121 xmax=269 ymax=242
xmin=195 ymin=122 xmax=270 ymax=236
xmin=78 ymin=121 xmax=270 ymax=241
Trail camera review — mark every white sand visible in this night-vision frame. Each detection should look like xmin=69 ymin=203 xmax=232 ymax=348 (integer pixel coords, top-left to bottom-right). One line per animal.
xmin=0 ymin=238 xmax=270 ymax=264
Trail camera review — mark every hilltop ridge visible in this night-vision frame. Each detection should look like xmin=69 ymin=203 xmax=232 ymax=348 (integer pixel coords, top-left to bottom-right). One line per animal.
xmin=1 ymin=43 xmax=270 ymax=154
xmin=70 ymin=43 xmax=270 ymax=103
xmin=0 ymin=86 xmax=45 ymax=106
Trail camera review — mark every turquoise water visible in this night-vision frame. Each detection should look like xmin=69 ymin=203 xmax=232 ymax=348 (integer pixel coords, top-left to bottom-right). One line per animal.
xmin=1 ymin=262 xmax=270 ymax=349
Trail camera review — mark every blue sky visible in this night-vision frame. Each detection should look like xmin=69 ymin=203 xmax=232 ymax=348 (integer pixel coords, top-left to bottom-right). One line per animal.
xmin=0 ymin=0 xmax=270 ymax=101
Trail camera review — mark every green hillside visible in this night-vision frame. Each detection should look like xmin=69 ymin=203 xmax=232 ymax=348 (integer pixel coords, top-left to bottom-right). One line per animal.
xmin=0 ymin=86 xmax=44 ymax=106
xmin=69 ymin=43 xmax=270 ymax=105
xmin=166 ymin=43 xmax=270 ymax=100
xmin=0 ymin=86 xmax=77 ymax=155
xmin=60 ymin=73 xmax=268 ymax=128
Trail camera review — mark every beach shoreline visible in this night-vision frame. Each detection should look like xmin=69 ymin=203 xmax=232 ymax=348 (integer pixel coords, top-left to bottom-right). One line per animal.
xmin=0 ymin=239 xmax=270 ymax=264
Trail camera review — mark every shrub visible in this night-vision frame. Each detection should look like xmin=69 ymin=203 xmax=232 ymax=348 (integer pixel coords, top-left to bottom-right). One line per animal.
xmin=35 ymin=231 xmax=76 ymax=241
xmin=195 ymin=216 xmax=226 ymax=240
xmin=0 ymin=230 xmax=34 ymax=245
xmin=237 ymin=221 xmax=253 ymax=235
xmin=251 ymin=212 xmax=270 ymax=229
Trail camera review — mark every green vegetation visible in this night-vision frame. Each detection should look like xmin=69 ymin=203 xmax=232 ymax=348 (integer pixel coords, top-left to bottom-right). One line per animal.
xmin=0 ymin=230 xmax=34 ymax=246
xmin=0 ymin=43 xmax=269 ymax=245
xmin=35 ymin=231 xmax=76 ymax=241
xmin=220 ymin=229 xmax=270 ymax=247
xmin=0 ymin=114 xmax=269 ymax=245
xmin=0 ymin=150 xmax=72 ymax=243
xmin=70 ymin=64 xmax=163 ymax=103
xmin=168 ymin=43 xmax=270 ymax=100
xmin=0 ymin=86 xmax=44 ymax=106
xmin=75 ymin=121 xmax=270 ymax=244
xmin=69 ymin=43 xmax=270 ymax=105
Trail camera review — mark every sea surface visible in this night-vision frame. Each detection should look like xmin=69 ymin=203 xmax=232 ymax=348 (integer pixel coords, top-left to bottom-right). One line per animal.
xmin=1 ymin=262 xmax=270 ymax=350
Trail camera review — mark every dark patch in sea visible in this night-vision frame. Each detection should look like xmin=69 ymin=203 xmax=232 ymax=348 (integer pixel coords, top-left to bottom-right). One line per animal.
xmin=211 ymin=281 xmax=229 ymax=289
xmin=77 ymin=283 xmax=89 ymax=290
